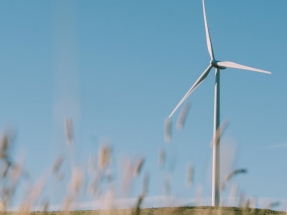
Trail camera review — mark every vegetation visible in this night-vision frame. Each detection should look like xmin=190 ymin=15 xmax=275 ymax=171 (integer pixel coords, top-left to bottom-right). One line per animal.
xmin=0 ymin=109 xmax=281 ymax=214
xmin=8 ymin=207 xmax=283 ymax=215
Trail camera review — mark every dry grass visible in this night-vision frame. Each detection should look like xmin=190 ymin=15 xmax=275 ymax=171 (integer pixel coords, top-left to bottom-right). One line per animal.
xmin=0 ymin=114 xmax=281 ymax=215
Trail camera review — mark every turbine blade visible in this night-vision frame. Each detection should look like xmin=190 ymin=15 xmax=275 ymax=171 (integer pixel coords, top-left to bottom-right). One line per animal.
xmin=202 ymin=0 xmax=214 ymax=60
xmin=169 ymin=64 xmax=213 ymax=118
xmin=217 ymin=61 xmax=271 ymax=74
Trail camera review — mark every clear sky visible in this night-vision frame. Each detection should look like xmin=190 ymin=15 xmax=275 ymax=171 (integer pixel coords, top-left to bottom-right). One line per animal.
xmin=0 ymin=0 xmax=286 ymax=211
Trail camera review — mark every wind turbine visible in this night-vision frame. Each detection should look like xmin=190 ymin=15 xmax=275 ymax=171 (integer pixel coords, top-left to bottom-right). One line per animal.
xmin=168 ymin=0 xmax=271 ymax=207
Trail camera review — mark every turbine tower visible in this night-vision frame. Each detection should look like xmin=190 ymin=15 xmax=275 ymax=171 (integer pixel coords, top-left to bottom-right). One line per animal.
xmin=169 ymin=0 xmax=271 ymax=207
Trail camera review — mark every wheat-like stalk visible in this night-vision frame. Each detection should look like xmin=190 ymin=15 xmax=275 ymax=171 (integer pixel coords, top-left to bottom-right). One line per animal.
xmin=158 ymin=148 xmax=165 ymax=167
xmin=176 ymin=102 xmax=191 ymax=131
xmin=164 ymin=118 xmax=171 ymax=143
xmin=98 ymin=145 xmax=111 ymax=171
xmin=65 ymin=118 xmax=73 ymax=146
xmin=186 ymin=164 xmax=194 ymax=188
xmin=133 ymin=158 xmax=144 ymax=178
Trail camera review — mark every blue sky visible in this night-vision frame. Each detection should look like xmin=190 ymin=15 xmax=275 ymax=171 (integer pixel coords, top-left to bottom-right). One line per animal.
xmin=0 ymin=0 xmax=286 ymax=210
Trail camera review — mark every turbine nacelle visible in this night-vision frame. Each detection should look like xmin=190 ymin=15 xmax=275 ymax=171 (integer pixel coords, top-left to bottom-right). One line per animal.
xmin=211 ymin=60 xmax=226 ymax=70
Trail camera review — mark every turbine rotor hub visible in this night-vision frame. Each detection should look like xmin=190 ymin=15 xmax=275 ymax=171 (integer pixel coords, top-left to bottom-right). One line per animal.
xmin=210 ymin=60 xmax=226 ymax=70
xmin=210 ymin=60 xmax=218 ymax=67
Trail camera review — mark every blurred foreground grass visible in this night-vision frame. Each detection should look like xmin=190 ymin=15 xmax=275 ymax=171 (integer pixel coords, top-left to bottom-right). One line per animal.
xmin=0 ymin=114 xmax=281 ymax=214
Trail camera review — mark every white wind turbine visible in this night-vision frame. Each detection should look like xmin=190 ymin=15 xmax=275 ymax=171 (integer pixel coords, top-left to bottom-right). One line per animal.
xmin=169 ymin=0 xmax=271 ymax=207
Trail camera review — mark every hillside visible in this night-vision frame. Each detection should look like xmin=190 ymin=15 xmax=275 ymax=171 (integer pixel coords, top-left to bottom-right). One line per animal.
xmin=23 ymin=207 xmax=284 ymax=215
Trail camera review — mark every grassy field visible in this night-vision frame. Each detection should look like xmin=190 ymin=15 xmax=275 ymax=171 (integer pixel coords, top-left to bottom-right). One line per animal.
xmin=17 ymin=207 xmax=284 ymax=215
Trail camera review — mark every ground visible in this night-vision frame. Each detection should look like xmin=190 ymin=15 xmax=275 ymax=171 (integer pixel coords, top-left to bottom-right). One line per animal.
xmin=22 ymin=207 xmax=284 ymax=215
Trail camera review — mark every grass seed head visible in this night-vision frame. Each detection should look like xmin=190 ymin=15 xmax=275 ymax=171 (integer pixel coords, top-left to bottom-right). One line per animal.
xmin=225 ymin=168 xmax=247 ymax=182
xmin=164 ymin=118 xmax=171 ymax=143
xmin=98 ymin=145 xmax=111 ymax=170
xmin=212 ymin=120 xmax=229 ymax=147
xmin=158 ymin=148 xmax=165 ymax=167
xmin=133 ymin=158 xmax=144 ymax=177
xmin=0 ymin=131 xmax=14 ymax=160
xmin=0 ymin=136 xmax=8 ymax=159
xmin=52 ymin=155 xmax=64 ymax=174
xmin=65 ymin=118 xmax=73 ymax=145
xmin=186 ymin=164 xmax=194 ymax=188
xmin=71 ymin=168 xmax=83 ymax=194
xmin=176 ymin=102 xmax=191 ymax=131
xmin=1 ymin=162 xmax=11 ymax=178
